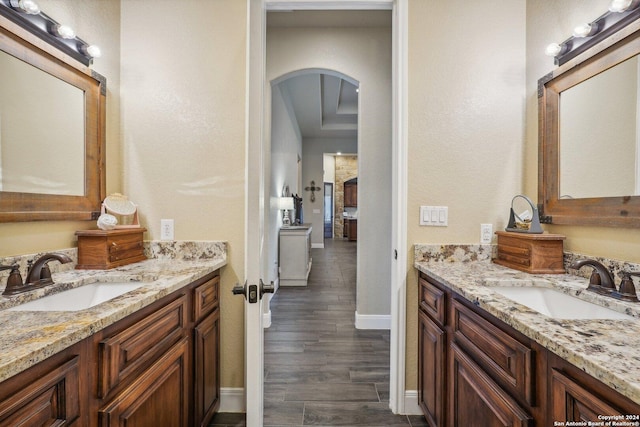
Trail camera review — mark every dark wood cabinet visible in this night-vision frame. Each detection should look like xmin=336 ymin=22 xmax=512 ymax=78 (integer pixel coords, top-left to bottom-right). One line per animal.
xmin=0 ymin=270 xmax=220 ymax=427
xmin=99 ymin=337 xmax=190 ymax=427
xmin=548 ymin=353 xmax=640 ymax=425
xmin=344 ymin=178 xmax=357 ymax=207
xmin=346 ymin=218 xmax=357 ymax=241
xmin=417 ymin=271 xmax=640 ymax=427
xmin=449 ymin=343 xmax=532 ymax=427
xmin=0 ymin=342 xmax=86 ymax=426
xmin=419 ymin=274 xmax=535 ymax=426
xmin=193 ymin=276 xmax=221 ymax=427
xmin=97 ymin=294 xmax=187 ymax=399
xmin=418 ymin=310 xmax=446 ymax=427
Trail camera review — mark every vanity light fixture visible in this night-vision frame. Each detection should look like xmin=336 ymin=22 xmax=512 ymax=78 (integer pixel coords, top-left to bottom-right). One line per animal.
xmin=545 ymin=3 xmax=640 ymax=65
xmin=0 ymin=1 xmax=101 ymax=66
xmin=9 ymin=0 xmax=39 ymax=14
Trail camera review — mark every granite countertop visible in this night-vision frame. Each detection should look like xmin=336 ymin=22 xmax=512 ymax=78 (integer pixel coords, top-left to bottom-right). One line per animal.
xmin=414 ymin=260 xmax=640 ymax=405
xmin=0 ymin=257 xmax=226 ymax=383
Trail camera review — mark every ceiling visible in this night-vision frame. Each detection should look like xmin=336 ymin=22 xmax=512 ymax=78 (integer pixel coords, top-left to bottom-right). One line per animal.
xmin=279 ymin=73 xmax=359 ymax=139
xmin=268 ymin=10 xmax=391 ymax=140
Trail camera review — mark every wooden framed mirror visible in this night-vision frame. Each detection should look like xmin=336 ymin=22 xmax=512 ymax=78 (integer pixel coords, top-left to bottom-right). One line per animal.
xmin=539 ymin=18 xmax=640 ymax=227
xmin=0 ymin=10 xmax=105 ymax=222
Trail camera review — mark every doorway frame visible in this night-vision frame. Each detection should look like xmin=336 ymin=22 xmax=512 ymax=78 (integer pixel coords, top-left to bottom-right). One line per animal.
xmin=257 ymin=0 xmax=410 ymax=415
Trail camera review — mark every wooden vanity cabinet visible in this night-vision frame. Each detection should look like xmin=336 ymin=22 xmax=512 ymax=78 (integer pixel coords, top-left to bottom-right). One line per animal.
xmin=419 ymin=274 xmax=538 ymax=427
xmin=418 ymin=272 xmax=640 ymax=427
xmin=0 ymin=270 xmax=220 ymax=427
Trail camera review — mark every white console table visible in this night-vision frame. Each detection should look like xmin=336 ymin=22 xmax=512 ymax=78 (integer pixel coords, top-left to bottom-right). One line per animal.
xmin=279 ymin=225 xmax=312 ymax=286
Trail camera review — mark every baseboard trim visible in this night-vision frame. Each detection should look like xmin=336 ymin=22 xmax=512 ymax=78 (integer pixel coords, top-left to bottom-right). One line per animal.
xmin=354 ymin=311 xmax=391 ymax=330
xmin=263 ymin=309 xmax=272 ymax=328
xmin=219 ymin=387 xmax=245 ymax=413
xmin=218 ymin=387 xmax=420 ymax=415
xmin=311 ymin=243 xmax=324 ymax=248
xmin=402 ymin=390 xmax=423 ymax=415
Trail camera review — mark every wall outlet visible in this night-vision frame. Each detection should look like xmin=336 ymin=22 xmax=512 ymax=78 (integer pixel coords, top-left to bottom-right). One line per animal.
xmin=480 ymin=223 xmax=493 ymax=244
xmin=161 ymin=219 xmax=174 ymax=240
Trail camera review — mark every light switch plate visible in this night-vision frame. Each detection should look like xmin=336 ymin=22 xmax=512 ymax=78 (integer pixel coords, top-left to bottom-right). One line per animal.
xmin=420 ymin=206 xmax=448 ymax=226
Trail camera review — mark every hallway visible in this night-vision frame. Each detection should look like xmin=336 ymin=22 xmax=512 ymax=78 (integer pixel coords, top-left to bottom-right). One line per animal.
xmin=262 ymin=239 xmax=425 ymax=426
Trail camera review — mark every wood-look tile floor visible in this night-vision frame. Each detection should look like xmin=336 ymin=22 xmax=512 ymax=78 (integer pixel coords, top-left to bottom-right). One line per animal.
xmin=210 ymin=239 xmax=427 ymax=427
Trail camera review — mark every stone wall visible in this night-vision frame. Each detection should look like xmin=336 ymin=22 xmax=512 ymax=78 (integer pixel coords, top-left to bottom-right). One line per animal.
xmin=334 ymin=155 xmax=358 ymax=238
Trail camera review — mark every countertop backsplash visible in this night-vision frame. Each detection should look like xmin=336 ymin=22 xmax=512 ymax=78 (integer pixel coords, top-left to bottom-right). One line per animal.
xmin=414 ymin=243 xmax=640 ymax=282
xmin=0 ymin=240 xmax=227 ymax=294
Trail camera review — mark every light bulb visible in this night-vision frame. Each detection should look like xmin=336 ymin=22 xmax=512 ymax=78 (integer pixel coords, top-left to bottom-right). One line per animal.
xmin=19 ymin=0 xmax=40 ymax=14
xmin=54 ymin=24 xmax=76 ymax=39
xmin=545 ymin=43 xmax=562 ymax=57
xmin=86 ymin=45 xmax=101 ymax=58
xmin=573 ymin=23 xmax=596 ymax=38
xmin=609 ymin=0 xmax=633 ymax=12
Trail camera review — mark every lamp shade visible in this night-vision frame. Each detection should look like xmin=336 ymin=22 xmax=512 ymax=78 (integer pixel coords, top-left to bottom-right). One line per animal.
xmin=279 ymin=197 xmax=294 ymax=210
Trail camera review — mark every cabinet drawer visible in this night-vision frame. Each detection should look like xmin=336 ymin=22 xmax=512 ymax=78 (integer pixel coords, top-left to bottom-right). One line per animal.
xmin=419 ymin=275 xmax=447 ymax=326
xmin=451 ymin=298 xmax=534 ymax=405
xmin=108 ymin=240 xmax=144 ymax=263
xmin=193 ymin=275 xmax=219 ymax=322
xmin=0 ymin=355 xmax=81 ymax=426
xmin=98 ymin=295 xmax=187 ymax=398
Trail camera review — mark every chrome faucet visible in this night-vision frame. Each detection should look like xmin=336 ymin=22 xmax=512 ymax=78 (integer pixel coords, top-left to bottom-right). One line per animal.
xmin=569 ymin=259 xmax=616 ymax=294
xmin=2 ymin=253 xmax=72 ymax=296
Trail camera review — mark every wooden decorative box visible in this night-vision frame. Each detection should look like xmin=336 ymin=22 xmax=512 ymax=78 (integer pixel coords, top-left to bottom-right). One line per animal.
xmin=493 ymin=231 xmax=565 ymax=274
xmin=76 ymin=228 xmax=147 ymax=270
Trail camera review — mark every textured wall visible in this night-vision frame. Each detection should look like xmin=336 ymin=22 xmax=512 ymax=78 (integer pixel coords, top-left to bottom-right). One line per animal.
xmin=120 ymin=0 xmax=247 ymax=389
xmin=405 ymin=0 xmax=526 ymax=389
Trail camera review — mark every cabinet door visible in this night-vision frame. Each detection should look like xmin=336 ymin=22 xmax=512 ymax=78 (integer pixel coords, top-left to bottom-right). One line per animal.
xmin=418 ymin=310 xmax=446 ymax=427
xmin=550 ymin=368 xmax=621 ymax=423
xmin=344 ymin=183 xmax=357 ymax=207
xmin=0 ymin=354 xmax=82 ymax=426
xmin=449 ymin=343 xmax=532 ymax=427
xmin=194 ymin=308 xmax=220 ymax=427
xmin=99 ymin=337 xmax=190 ymax=427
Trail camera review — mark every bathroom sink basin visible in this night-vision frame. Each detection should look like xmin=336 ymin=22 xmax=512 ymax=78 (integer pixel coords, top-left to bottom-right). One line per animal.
xmin=7 ymin=281 xmax=148 ymax=312
xmin=491 ymin=286 xmax=634 ymax=320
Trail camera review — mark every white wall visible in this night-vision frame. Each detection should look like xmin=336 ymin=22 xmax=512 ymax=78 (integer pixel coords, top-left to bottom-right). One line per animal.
xmin=269 ymin=83 xmax=303 ymax=289
xmin=268 ymin=24 xmax=392 ymax=318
